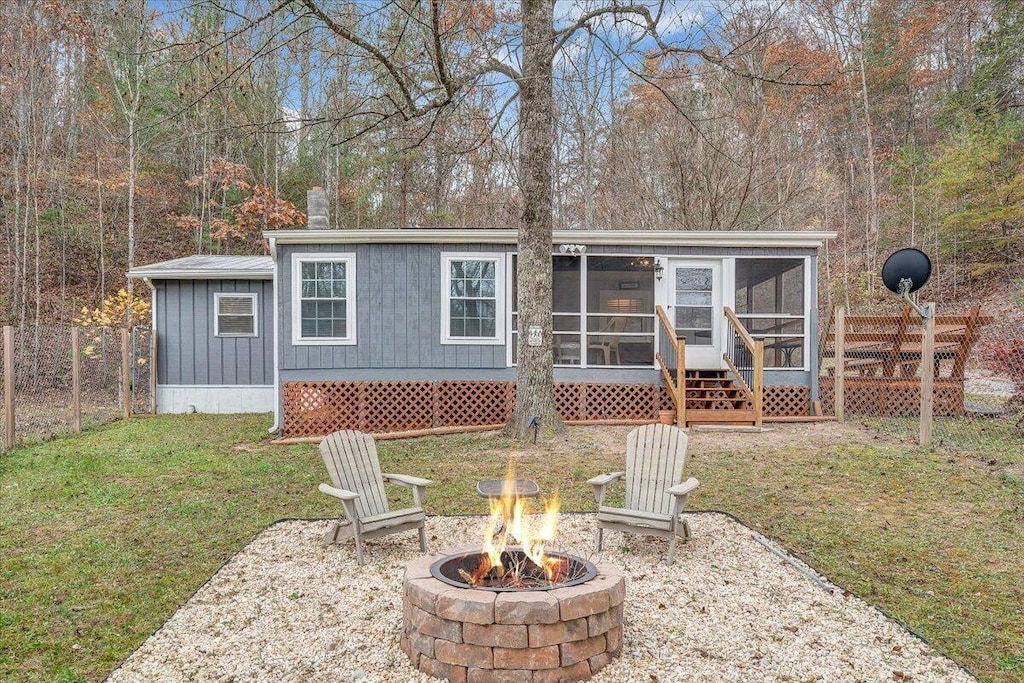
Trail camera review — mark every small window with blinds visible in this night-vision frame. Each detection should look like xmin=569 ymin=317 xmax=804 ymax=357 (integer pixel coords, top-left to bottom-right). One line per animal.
xmin=214 ymin=293 xmax=257 ymax=337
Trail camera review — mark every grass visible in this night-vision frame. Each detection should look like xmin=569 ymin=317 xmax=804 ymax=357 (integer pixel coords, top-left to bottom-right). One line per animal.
xmin=0 ymin=415 xmax=332 ymax=682
xmin=1 ymin=414 xmax=1022 ymax=682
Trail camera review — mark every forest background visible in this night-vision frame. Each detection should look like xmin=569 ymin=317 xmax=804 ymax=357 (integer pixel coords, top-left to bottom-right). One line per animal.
xmin=1 ymin=0 xmax=1021 ymax=328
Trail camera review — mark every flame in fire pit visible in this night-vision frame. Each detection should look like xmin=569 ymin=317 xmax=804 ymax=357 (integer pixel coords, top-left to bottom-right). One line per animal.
xmin=468 ymin=460 xmax=566 ymax=587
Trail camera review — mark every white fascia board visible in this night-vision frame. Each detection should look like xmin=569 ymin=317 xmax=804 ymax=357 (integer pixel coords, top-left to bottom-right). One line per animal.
xmin=264 ymin=229 xmax=837 ymax=249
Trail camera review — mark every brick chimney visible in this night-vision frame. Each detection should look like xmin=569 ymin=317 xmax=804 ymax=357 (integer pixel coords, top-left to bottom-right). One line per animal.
xmin=307 ymin=187 xmax=329 ymax=230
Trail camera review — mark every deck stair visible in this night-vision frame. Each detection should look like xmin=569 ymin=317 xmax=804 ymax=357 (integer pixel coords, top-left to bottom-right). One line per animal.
xmin=656 ymin=304 xmax=764 ymax=428
xmin=683 ymin=369 xmax=757 ymax=425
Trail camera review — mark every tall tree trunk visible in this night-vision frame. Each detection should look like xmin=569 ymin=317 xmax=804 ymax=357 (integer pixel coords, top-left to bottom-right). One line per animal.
xmin=126 ymin=112 xmax=136 ymax=297
xmin=508 ymin=0 xmax=559 ymax=437
xmin=856 ymin=28 xmax=879 ymax=289
xmin=96 ymin=152 xmax=106 ymax=301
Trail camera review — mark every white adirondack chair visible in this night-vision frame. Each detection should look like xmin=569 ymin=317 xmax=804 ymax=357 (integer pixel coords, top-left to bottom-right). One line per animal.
xmin=318 ymin=429 xmax=433 ymax=565
xmin=588 ymin=423 xmax=700 ymax=564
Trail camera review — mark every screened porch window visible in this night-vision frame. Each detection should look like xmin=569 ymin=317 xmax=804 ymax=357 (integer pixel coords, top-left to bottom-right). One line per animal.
xmin=585 ymin=257 xmax=655 ymax=366
xmin=442 ymin=254 xmax=505 ymax=344
xmin=510 ymin=254 xmax=655 ymax=367
xmin=292 ymin=254 xmax=355 ymax=344
xmin=734 ymin=258 xmax=806 ymax=368
xmin=511 ymin=255 xmax=582 ymax=364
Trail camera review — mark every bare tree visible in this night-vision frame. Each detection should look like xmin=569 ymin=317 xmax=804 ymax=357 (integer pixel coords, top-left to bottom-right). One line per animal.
xmin=158 ymin=0 xmax=818 ymax=436
xmin=91 ymin=0 xmax=157 ymax=297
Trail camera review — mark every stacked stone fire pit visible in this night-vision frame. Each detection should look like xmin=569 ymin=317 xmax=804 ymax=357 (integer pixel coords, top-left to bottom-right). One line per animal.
xmin=401 ymin=548 xmax=625 ymax=683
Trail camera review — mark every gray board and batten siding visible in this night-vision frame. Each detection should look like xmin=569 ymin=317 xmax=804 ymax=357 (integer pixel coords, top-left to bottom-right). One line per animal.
xmin=275 ymin=241 xmax=819 ymax=395
xmin=278 ymin=242 xmax=509 ymax=375
xmin=156 ymin=279 xmax=274 ymax=386
xmin=128 ymin=255 xmax=277 ymax=413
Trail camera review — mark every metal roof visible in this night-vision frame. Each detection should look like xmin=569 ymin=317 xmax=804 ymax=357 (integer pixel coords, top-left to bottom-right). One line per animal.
xmin=128 ymin=255 xmax=274 ymax=280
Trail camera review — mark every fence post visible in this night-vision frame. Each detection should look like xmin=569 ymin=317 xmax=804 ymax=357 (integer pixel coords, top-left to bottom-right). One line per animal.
xmin=71 ymin=327 xmax=82 ymax=433
xmin=920 ymin=303 xmax=935 ymax=446
xmin=121 ymin=328 xmax=131 ymax=419
xmin=834 ymin=306 xmax=845 ymax=421
xmin=4 ymin=326 xmax=13 ymax=450
xmin=149 ymin=329 xmax=158 ymax=414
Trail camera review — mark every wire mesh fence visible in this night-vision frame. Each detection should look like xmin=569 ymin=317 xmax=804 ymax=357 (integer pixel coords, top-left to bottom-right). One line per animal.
xmin=1 ymin=325 xmax=153 ymax=449
xmin=817 ymin=303 xmax=1023 ymax=442
xmin=129 ymin=326 xmax=154 ymax=415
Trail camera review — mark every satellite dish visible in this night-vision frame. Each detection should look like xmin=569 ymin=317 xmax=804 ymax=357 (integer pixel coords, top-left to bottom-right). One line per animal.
xmin=881 ymin=248 xmax=931 ymax=296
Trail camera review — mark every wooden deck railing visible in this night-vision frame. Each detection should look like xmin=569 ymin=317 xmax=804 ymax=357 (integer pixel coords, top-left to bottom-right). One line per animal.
xmin=655 ymin=305 xmax=685 ymax=426
xmin=819 ymin=305 xmax=991 ymax=381
xmin=724 ymin=307 xmax=764 ymax=427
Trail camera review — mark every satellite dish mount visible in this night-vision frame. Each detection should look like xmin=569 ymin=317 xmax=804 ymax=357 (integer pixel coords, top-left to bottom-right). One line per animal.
xmin=881 ymin=248 xmax=932 ymax=319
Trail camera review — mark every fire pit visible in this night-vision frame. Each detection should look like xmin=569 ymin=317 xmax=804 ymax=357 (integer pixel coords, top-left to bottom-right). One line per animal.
xmin=401 ymin=465 xmax=625 ymax=682
xmin=431 ymin=548 xmax=597 ymax=591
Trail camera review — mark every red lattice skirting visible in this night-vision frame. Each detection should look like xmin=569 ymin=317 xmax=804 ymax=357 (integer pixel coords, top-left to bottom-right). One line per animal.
xmin=283 ymin=381 xmax=812 ymax=437
xmin=818 ymin=377 xmax=965 ymax=417
xmin=764 ymin=385 xmax=811 ymax=417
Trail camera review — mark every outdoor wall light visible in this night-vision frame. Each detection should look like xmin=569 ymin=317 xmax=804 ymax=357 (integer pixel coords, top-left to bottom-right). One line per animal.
xmin=630 ymin=254 xmax=663 ymax=278
xmin=630 ymin=255 xmax=664 ymax=280
xmin=558 ymin=244 xmax=586 ymax=256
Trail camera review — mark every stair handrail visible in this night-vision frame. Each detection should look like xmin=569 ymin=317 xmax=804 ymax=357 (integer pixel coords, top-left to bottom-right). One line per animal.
xmin=723 ymin=307 xmax=764 ymax=427
xmin=655 ymin=305 xmax=685 ymax=426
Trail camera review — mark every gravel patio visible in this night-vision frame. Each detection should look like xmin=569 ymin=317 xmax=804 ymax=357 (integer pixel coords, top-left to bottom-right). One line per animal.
xmin=106 ymin=513 xmax=975 ymax=683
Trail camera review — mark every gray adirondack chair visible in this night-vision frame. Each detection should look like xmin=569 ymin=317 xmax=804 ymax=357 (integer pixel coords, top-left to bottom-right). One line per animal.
xmin=588 ymin=423 xmax=700 ymax=564
xmin=318 ymin=429 xmax=433 ymax=565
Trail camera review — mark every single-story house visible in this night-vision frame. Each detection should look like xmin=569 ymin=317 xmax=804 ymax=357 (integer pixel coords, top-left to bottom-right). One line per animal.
xmin=129 ymin=192 xmax=835 ymax=436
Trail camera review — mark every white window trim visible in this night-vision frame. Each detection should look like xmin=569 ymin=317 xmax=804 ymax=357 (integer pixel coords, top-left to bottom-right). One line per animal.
xmin=441 ymin=252 xmax=506 ymax=345
xmin=213 ymin=292 xmax=258 ymax=338
xmin=291 ymin=252 xmax=356 ymax=346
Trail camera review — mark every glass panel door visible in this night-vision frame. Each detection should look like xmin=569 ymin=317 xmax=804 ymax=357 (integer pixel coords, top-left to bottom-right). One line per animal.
xmin=665 ymin=261 xmax=722 ymax=368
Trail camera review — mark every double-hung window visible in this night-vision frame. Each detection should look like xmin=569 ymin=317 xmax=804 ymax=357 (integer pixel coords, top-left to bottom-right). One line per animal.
xmin=292 ymin=253 xmax=356 ymax=344
xmin=214 ymin=293 xmax=257 ymax=337
xmin=442 ymin=254 xmax=505 ymax=344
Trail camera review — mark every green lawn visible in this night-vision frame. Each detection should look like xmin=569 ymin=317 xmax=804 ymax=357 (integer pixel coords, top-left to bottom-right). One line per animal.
xmin=1 ymin=414 xmax=1022 ymax=682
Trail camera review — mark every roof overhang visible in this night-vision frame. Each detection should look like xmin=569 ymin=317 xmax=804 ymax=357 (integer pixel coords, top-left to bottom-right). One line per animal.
xmin=127 ymin=256 xmax=274 ymax=280
xmin=127 ymin=269 xmax=273 ymax=280
xmin=264 ymin=229 xmax=836 ymax=250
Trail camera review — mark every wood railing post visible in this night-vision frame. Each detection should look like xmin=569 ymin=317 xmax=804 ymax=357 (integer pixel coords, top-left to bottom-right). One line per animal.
xmin=753 ymin=339 xmax=764 ymax=427
xmin=120 ymin=328 xmax=131 ymax=419
xmin=71 ymin=327 xmax=82 ymax=433
xmin=834 ymin=306 xmax=845 ymax=421
xmin=676 ymin=339 xmax=686 ymax=427
xmin=920 ymin=303 xmax=935 ymax=447
xmin=655 ymin=305 xmax=687 ymax=427
xmin=4 ymin=325 xmax=14 ymax=450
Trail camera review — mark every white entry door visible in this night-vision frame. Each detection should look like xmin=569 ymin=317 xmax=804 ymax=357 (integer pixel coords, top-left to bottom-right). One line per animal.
xmin=662 ymin=260 xmax=723 ymax=368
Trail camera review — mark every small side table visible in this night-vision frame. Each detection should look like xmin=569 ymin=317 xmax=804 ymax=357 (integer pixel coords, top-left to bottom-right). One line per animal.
xmin=476 ymin=479 xmax=540 ymax=499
